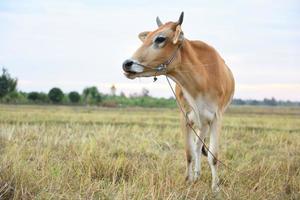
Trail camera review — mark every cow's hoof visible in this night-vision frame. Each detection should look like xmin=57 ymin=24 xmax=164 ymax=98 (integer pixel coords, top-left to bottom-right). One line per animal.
xmin=193 ymin=171 xmax=200 ymax=181
xmin=185 ymin=175 xmax=194 ymax=183
xmin=212 ymin=178 xmax=220 ymax=193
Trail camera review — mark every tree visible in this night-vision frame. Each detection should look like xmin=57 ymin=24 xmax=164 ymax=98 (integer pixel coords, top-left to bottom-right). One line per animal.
xmin=232 ymin=98 xmax=245 ymax=105
xmin=68 ymin=91 xmax=81 ymax=103
xmin=263 ymin=97 xmax=277 ymax=106
xmin=48 ymin=87 xmax=64 ymax=103
xmin=0 ymin=68 xmax=17 ymax=99
xmin=28 ymin=92 xmax=40 ymax=101
xmin=82 ymin=86 xmax=102 ymax=105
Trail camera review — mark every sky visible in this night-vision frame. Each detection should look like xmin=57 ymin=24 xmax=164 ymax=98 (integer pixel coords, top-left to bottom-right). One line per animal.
xmin=0 ymin=0 xmax=299 ymax=100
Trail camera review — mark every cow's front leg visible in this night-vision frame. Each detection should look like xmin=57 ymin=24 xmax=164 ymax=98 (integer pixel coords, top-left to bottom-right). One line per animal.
xmin=184 ymin=125 xmax=196 ymax=182
xmin=194 ymin=123 xmax=209 ymax=180
xmin=181 ymin=112 xmax=196 ymax=182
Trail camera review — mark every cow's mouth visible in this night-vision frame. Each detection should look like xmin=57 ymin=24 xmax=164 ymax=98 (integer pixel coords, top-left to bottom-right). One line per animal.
xmin=123 ymin=70 xmax=155 ymax=79
xmin=124 ymin=71 xmax=138 ymax=79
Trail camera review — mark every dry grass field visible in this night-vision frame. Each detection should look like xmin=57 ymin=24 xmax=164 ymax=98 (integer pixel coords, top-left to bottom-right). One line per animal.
xmin=0 ymin=105 xmax=299 ymax=199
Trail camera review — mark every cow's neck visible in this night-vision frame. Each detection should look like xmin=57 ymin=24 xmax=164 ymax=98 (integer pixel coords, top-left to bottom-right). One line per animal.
xmin=168 ymin=40 xmax=206 ymax=99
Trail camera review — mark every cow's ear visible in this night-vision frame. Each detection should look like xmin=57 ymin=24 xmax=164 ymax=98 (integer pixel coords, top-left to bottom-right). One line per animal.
xmin=173 ymin=25 xmax=184 ymax=44
xmin=138 ymin=31 xmax=150 ymax=42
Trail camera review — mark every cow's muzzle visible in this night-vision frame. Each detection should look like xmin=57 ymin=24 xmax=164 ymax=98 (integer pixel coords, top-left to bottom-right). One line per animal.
xmin=122 ymin=59 xmax=134 ymax=72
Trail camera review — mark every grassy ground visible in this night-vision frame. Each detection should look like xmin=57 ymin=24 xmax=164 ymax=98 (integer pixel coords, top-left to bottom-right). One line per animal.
xmin=0 ymin=105 xmax=299 ymax=199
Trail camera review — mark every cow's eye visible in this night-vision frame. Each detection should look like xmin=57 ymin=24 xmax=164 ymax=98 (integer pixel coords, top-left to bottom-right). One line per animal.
xmin=154 ymin=36 xmax=166 ymax=44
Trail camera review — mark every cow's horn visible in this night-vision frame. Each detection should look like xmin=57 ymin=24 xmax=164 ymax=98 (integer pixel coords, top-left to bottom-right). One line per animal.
xmin=156 ymin=16 xmax=163 ymax=27
xmin=178 ymin=12 xmax=184 ymax=25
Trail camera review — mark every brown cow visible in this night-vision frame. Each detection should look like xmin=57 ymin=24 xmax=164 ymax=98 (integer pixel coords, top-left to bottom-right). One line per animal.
xmin=122 ymin=12 xmax=235 ymax=192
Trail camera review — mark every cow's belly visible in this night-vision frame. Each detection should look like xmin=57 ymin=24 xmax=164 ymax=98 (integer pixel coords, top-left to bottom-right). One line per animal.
xmin=182 ymin=88 xmax=217 ymax=128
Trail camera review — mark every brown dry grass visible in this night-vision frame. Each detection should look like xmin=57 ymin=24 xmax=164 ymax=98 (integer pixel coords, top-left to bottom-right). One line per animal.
xmin=0 ymin=105 xmax=299 ymax=199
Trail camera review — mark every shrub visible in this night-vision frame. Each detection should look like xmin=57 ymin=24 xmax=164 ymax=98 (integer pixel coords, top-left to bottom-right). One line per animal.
xmin=2 ymin=91 xmax=22 ymax=104
xmin=27 ymin=92 xmax=40 ymax=101
xmin=101 ymin=100 xmax=118 ymax=107
xmin=28 ymin=92 xmax=48 ymax=103
xmin=82 ymin=86 xmax=102 ymax=105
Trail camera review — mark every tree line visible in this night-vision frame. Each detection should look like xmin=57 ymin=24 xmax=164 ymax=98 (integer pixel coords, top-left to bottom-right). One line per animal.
xmin=0 ymin=68 xmax=299 ymax=107
xmin=0 ymin=68 xmax=176 ymax=108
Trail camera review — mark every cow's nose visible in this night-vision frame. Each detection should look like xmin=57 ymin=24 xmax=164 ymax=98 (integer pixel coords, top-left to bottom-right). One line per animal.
xmin=122 ymin=59 xmax=133 ymax=72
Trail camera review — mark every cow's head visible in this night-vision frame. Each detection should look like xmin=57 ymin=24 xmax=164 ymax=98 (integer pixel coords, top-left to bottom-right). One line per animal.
xmin=122 ymin=12 xmax=184 ymax=79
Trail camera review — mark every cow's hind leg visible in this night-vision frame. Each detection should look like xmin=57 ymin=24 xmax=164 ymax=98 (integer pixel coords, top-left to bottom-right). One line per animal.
xmin=207 ymin=116 xmax=221 ymax=192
